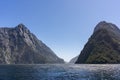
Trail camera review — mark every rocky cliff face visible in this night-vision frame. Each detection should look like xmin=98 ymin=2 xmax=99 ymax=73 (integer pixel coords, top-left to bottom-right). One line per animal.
xmin=0 ymin=24 xmax=64 ymax=64
xmin=76 ymin=21 xmax=120 ymax=64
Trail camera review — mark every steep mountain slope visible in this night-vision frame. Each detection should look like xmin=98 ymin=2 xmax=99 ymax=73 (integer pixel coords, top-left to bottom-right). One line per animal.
xmin=0 ymin=24 xmax=64 ymax=64
xmin=76 ymin=21 xmax=120 ymax=64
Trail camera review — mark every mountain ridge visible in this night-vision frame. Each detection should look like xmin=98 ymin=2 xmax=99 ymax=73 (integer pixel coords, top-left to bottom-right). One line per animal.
xmin=0 ymin=24 xmax=64 ymax=64
xmin=76 ymin=21 xmax=120 ymax=64
xmin=69 ymin=56 xmax=78 ymax=63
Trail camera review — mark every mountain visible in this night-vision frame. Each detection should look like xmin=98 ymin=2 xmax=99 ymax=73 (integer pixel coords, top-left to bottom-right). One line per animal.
xmin=0 ymin=24 xmax=64 ymax=64
xmin=76 ymin=21 xmax=120 ymax=64
xmin=69 ymin=56 xmax=78 ymax=63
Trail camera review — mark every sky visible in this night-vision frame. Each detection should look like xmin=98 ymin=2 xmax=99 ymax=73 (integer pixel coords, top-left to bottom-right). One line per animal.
xmin=0 ymin=0 xmax=120 ymax=62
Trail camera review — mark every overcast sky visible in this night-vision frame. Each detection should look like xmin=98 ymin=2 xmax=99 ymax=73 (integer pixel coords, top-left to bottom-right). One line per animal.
xmin=0 ymin=0 xmax=120 ymax=62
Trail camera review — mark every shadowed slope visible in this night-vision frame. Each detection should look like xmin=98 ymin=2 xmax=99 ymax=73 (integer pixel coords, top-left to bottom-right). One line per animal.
xmin=76 ymin=21 xmax=120 ymax=64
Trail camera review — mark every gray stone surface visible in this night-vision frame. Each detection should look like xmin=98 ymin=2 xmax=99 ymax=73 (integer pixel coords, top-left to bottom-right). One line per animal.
xmin=0 ymin=24 xmax=64 ymax=64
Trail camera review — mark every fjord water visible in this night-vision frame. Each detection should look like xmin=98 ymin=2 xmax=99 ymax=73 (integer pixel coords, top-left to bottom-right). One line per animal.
xmin=0 ymin=64 xmax=120 ymax=80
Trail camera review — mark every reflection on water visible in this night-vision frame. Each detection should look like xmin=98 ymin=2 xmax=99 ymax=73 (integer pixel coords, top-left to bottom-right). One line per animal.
xmin=0 ymin=64 xmax=119 ymax=80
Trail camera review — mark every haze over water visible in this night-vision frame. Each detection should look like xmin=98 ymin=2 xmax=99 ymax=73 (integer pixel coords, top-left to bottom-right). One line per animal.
xmin=0 ymin=64 xmax=119 ymax=80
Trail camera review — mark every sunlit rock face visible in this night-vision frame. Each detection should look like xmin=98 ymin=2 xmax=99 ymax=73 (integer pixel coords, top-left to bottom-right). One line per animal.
xmin=0 ymin=24 xmax=64 ymax=64
xmin=76 ymin=21 xmax=120 ymax=64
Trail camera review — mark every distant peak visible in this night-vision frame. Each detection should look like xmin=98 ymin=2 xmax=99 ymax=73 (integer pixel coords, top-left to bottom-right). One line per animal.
xmin=15 ymin=23 xmax=30 ymax=33
xmin=17 ymin=23 xmax=27 ymax=29
xmin=98 ymin=21 xmax=107 ymax=24
xmin=18 ymin=23 xmax=25 ymax=26
xmin=94 ymin=21 xmax=119 ymax=32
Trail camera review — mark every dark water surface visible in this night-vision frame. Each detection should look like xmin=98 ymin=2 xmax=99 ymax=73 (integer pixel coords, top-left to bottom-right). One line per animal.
xmin=0 ymin=64 xmax=119 ymax=80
